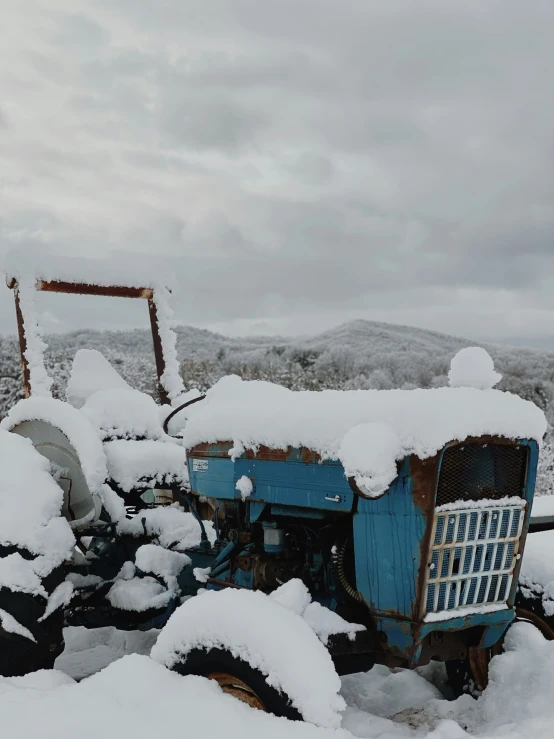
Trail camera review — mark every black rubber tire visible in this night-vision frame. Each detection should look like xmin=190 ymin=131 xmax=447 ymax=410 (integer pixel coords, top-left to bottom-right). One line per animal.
xmin=172 ymin=648 xmax=303 ymax=721
xmin=0 ymin=553 xmax=66 ymax=678
xmin=446 ymin=588 xmax=554 ymax=698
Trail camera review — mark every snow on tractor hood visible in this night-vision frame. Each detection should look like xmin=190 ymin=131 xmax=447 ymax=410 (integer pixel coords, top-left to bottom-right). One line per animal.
xmin=182 ymin=350 xmax=547 ymax=498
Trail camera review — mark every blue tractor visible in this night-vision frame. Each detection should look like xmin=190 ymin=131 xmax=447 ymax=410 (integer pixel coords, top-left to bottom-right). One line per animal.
xmin=0 ymin=271 xmax=551 ymax=723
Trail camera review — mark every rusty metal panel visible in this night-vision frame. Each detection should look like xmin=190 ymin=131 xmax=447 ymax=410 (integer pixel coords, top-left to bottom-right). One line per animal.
xmin=188 ymin=442 xmax=323 ymax=464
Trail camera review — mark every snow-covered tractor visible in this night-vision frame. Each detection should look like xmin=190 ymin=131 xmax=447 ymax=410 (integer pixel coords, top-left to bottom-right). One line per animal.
xmin=0 ymin=260 xmax=553 ymax=725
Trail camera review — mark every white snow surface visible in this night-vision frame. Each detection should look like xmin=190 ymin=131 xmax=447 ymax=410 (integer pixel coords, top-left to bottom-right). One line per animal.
xmin=0 ymin=429 xmax=75 ymax=574
xmin=81 ymin=388 xmax=164 ymax=441
xmin=40 ymin=581 xmax=75 ymax=622
xmin=107 ymin=544 xmax=192 ymax=613
xmin=448 ymin=347 xmax=503 ymax=390
xmin=0 ymin=608 xmax=36 ymax=643
xmin=118 ymin=506 xmax=216 ymax=550
xmin=235 ymin=475 xmax=253 ymax=500
xmin=183 ymin=374 xmax=546 ymax=494
xmin=152 ymin=284 xmax=185 ymax=401
xmin=151 ymin=587 xmax=346 ymax=727
xmin=66 ymin=349 xmax=132 ymax=409
xmin=193 ymin=566 xmax=211 ymax=583
xmin=530 ymin=495 xmax=554 ymax=519
xmin=104 ymin=440 xmax=189 ymax=492
xmin=14 ymin=277 xmax=53 ymax=398
xmin=269 ymin=578 xmax=313 ymax=615
xmin=0 ymin=604 xmax=551 ymax=739
xmin=1 ymin=397 xmax=108 ymax=496
xmin=303 ymin=602 xmax=365 ymax=644
xmin=268 ymin=579 xmax=364 ymax=644
xmin=339 ymin=423 xmax=401 ymax=497
xmin=519 ymin=529 xmax=554 ymax=615
xmin=108 ymin=576 xmax=173 ymax=612
xmin=435 ymin=495 xmax=527 ymax=513
xmin=135 ymin=544 xmax=191 ymax=579
xmin=424 ymin=603 xmax=509 ymax=623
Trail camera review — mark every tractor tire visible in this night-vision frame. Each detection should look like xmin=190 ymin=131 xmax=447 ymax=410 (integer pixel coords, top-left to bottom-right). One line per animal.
xmin=0 ymin=548 xmax=66 ymax=678
xmin=446 ymin=589 xmax=554 ymax=698
xmin=172 ymin=647 xmax=302 ymax=720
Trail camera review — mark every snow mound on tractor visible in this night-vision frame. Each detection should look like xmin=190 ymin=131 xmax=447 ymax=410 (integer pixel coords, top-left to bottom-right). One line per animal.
xmin=104 ymin=440 xmax=189 ymax=492
xmin=0 ymin=429 xmax=75 ymax=584
xmin=182 ymin=366 xmax=546 ymax=498
xmin=151 ymin=587 xmax=346 ymax=728
xmin=1 ymin=396 xmax=108 ymax=496
xmin=81 ymin=388 xmax=165 ymax=441
xmin=269 ymin=579 xmax=364 ymax=644
xmin=448 ymin=346 xmax=502 ymax=390
xmin=66 ymin=349 xmax=132 ymax=409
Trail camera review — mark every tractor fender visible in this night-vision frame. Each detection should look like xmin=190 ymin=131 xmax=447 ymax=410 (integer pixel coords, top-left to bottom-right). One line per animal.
xmin=151 ymin=587 xmax=345 ymax=727
xmin=2 ymin=397 xmax=108 ymax=527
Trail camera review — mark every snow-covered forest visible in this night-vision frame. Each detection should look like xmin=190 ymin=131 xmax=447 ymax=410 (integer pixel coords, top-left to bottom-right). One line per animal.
xmin=1 ymin=318 xmax=553 ymax=494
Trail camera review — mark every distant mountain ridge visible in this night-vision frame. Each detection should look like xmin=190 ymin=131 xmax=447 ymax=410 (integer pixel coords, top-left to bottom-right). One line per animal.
xmin=0 ymin=318 xmax=553 ymax=494
xmin=0 ymin=318 xmax=552 ymax=420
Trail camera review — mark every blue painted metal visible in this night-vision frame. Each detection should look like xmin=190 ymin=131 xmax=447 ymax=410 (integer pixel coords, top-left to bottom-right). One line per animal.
xmin=211 ymin=539 xmax=237 ymax=569
xmin=186 ymin=438 xmax=539 ymax=668
xmin=353 ymin=460 xmax=424 ymax=618
xmin=188 ymin=444 xmax=355 ymax=512
xmin=269 ymin=504 xmax=326 ymax=519
xmin=375 ymin=608 xmax=515 ymax=665
xmin=249 ymin=501 xmax=266 ymax=522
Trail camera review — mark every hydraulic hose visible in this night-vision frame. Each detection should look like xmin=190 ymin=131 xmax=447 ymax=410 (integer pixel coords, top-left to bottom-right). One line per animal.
xmin=331 ymin=537 xmax=364 ymax=603
xmin=162 ymin=394 xmax=206 ymax=436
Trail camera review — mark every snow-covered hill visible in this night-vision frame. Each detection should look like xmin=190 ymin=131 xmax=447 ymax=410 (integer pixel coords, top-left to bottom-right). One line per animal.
xmin=1 ymin=318 xmax=553 ymax=493
xmin=1 ymin=318 xmax=551 ymax=412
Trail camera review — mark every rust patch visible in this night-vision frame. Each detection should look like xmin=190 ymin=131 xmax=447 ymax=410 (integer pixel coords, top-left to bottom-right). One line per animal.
xmin=13 ymin=287 xmax=30 ymax=398
xmin=189 ymin=443 xmax=322 ymax=464
xmin=234 ymin=556 xmax=252 ymax=571
xmin=243 ymin=446 xmax=288 ymax=462
xmin=189 ymin=442 xmax=234 ymax=458
xmin=35 ymin=279 xmax=154 ymax=299
xmin=300 ymin=446 xmax=321 ymax=464
xmin=147 ymin=298 xmax=168 ymax=405
xmin=410 ymin=452 xmax=441 ymax=621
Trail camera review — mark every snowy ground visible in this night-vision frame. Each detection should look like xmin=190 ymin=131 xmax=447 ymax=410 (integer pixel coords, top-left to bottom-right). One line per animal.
xmin=0 ymin=621 xmax=551 ymax=739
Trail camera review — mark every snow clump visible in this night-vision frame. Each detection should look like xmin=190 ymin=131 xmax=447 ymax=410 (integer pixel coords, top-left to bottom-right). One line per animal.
xmin=66 ymin=349 xmax=132 ymax=409
xmin=235 ymin=475 xmax=253 ymax=500
xmin=448 ymin=346 xmax=502 ymax=390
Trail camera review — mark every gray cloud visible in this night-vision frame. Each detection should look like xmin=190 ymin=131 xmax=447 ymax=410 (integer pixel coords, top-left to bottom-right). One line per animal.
xmin=0 ymin=0 xmax=553 ymax=344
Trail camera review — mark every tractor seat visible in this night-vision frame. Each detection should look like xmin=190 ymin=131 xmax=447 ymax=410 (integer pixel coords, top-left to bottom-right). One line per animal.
xmin=103 ymin=438 xmax=189 ymax=493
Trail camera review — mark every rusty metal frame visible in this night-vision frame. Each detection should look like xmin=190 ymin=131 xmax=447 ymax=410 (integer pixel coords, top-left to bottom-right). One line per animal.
xmin=7 ymin=277 xmax=170 ymax=405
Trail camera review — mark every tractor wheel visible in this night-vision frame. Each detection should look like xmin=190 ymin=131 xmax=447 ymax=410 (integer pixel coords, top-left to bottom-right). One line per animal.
xmin=172 ymin=647 xmax=302 ymax=721
xmin=446 ymin=590 xmax=554 ymax=698
xmin=0 ymin=550 xmax=66 ymax=678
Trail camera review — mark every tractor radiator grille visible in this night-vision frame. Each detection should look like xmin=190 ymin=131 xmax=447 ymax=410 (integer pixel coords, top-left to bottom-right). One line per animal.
xmin=424 ymin=503 xmax=526 ymax=617
xmin=436 ymin=444 xmax=528 ymax=507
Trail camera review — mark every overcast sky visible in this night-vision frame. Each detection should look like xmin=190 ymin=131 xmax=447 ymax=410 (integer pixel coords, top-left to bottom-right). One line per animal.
xmin=2 ymin=1 xmax=554 ymax=346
